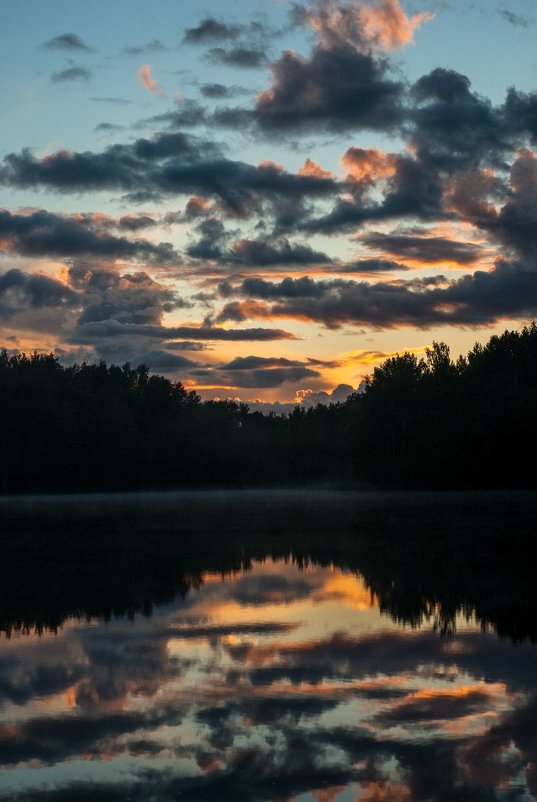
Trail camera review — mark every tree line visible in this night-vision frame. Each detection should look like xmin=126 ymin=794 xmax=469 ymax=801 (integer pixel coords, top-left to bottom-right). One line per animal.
xmin=0 ymin=324 xmax=535 ymax=493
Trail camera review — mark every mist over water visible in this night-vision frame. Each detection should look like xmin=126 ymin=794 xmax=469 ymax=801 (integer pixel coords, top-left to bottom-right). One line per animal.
xmin=1 ymin=490 xmax=536 ymax=801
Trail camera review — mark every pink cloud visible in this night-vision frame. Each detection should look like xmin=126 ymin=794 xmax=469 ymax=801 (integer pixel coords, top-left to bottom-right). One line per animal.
xmin=138 ymin=64 xmax=164 ymax=96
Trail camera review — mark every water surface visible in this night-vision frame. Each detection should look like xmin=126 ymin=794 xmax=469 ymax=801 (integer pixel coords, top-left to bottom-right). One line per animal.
xmin=1 ymin=490 xmax=536 ymax=801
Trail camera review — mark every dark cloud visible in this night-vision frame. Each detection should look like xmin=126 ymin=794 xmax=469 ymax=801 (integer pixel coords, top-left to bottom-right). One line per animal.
xmin=195 ymin=361 xmax=320 ymax=388
xmin=304 ymin=154 xmax=445 ymax=234
xmin=200 ymin=83 xmax=248 ymax=99
xmin=41 ymin=33 xmax=93 ymax=51
xmin=0 ymin=659 xmax=85 ymax=707
xmin=183 ymin=17 xmax=273 ymax=48
xmin=412 ymin=67 xmax=472 ymax=105
xmin=123 ymin=39 xmax=166 ymax=57
xmin=487 ymin=148 xmax=537 ymax=262
xmin=360 ymin=231 xmax=484 ymax=264
xmin=503 ymin=87 xmax=537 ymax=143
xmin=128 ymin=349 xmax=198 ymax=372
xmin=187 ymin=220 xmax=333 ymax=266
xmin=337 ymin=258 xmax=409 ymax=273
xmin=95 ymin=122 xmax=124 ymax=133
xmin=0 ymin=132 xmax=337 ymax=213
xmin=0 ymin=209 xmax=174 ymax=262
xmin=183 ymin=17 xmax=241 ymax=44
xmin=69 ymin=320 xmax=296 ymax=343
xmin=207 ymin=47 xmax=267 ymax=69
xmin=116 ymin=213 xmax=158 ymax=232
xmin=298 ymin=383 xmax=354 ymax=407
xmin=435 ymin=147 xmax=537 ymax=275
xmin=0 ymin=268 xmax=77 ymax=319
xmin=410 ymin=68 xmax=513 ymax=170
xmin=90 ymin=97 xmax=131 ymax=106
xmin=229 ymin=238 xmax=332 ymax=266
xmin=217 ymin=261 xmax=537 ymax=329
xmin=144 ymin=99 xmax=207 ymax=129
xmin=70 ymin=266 xmax=184 ymax=326
xmin=228 ymin=276 xmax=329 ymax=300
xmin=221 ymin=355 xmax=308 ymax=371
xmin=253 ymin=46 xmax=403 ymax=134
xmin=500 ymin=9 xmax=529 ymax=28
xmin=50 ymin=66 xmax=92 ymax=84
xmin=186 ymin=217 xmax=229 ymax=260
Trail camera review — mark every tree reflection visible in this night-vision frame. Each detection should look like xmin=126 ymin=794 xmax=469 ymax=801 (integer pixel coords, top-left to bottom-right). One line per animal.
xmin=1 ymin=490 xmax=535 ymax=641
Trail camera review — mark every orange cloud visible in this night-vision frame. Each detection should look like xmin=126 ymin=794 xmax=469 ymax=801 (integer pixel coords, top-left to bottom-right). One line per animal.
xmin=258 ymin=159 xmax=284 ymax=172
xmin=342 ymin=147 xmax=398 ymax=183
xmin=358 ymin=0 xmax=434 ymax=51
xmin=298 ymin=158 xmax=334 ymax=180
xmin=138 ymin=64 xmax=164 ymax=96
xmin=308 ymin=0 xmax=433 ymax=53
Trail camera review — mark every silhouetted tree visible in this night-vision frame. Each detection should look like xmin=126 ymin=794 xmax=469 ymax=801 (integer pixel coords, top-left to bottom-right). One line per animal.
xmin=0 ymin=324 xmax=535 ymax=492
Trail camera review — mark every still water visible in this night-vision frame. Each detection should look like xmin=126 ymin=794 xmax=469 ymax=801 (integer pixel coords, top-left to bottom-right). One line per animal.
xmin=1 ymin=490 xmax=536 ymax=801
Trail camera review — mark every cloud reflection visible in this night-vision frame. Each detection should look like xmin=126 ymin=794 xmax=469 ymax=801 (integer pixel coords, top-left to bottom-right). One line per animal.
xmin=1 ymin=554 xmax=536 ymax=801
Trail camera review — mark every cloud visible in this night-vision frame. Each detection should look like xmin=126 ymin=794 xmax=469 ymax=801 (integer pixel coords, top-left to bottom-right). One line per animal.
xmin=215 ymin=261 xmax=537 ymax=329
xmin=376 ymin=687 xmax=493 ymax=724
xmin=206 ymin=47 xmax=267 ymax=69
xmin=0 ymin=208 xmax=176 ymax=262
xmin=248 ymin=0 xmax=434 ymax=135
xmin=298 ymin=158 xmax=334 ymax=180
xmin=0 ymin=132 xmax=337 ymax=212
xmin=221 ymin=355 xmax=308 ymax=370
xmin=490 ymin=148 xmax=537 ymax=262
xmin=95 ymin=122 xmax=124 ymax=133
xmin=41 ymin=33 xmax=93 ymax=51
xmin=500 ymin=9 xmax=529 ymax=28
xmin=200 ymin=83 xmax=248 ymax=99
xmin=304 ymin=0 xmax=433 ymax=53
xmin=303 ymin=154 xmax=445 ymax=234
xmin=354 ymin=0 xmax=433 ymax=51
xmin=409 ymin=68 xmax=514 ymax=171
xmin=90 ymin=97 xmax=131 ymax=106
xmin=70 ymin=266 xmax=184 ymax=327
xmin=194 ymin=355 xmax=320 ymax=388
xmin=228 ymin=276 xmax=326 ymax=300
xmin=0 ymin=262 xmax=296 ymax=359
xmin=123 ymin=39 xmax=166 ymax=57
xmin=253 ymin=46 xmax=404 ymax=134
xmin=229 ymin=238 xmax=333 ymax=266
xmin=183 ymin=17 xmax=241 ymax=44
xmin=183 ymin=17 xmax=274 ymax=47
xmin=128 ymin=349 xmax=198 ymax=372
xmin=138 ymin=64 xmax=164 ymax=96
xmin=342 ymin=146 xmax=398 ymax=182
xmin=295 ymin=383 xmax=355 ymax=406
xmin=337 ymin=258 xmax=409 ymax=273
xmin=68 ymin=320 xmax=297 ymax=344
xmin=0 ymin=268 xmax=77 ymax=320
xmin=360 ymin=231 xmax=484 ymax=264
xmin=143 ymin=99 xmax=207 ymax=129
xmin=186 ymin=220 xmax=333 ymax=266
xmin=163 ymin=340 xmax=207 ymax=351
xmin=50 ymin=66 xmax=91 ymax=84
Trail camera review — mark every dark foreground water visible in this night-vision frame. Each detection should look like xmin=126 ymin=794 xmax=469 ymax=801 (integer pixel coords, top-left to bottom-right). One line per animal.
xmin=0 ymin=490 xmax=536 ymax=801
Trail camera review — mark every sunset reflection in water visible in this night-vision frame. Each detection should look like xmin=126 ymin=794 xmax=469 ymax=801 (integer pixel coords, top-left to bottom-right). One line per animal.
xmin=1 ymin=556 xmax=536 ymax=801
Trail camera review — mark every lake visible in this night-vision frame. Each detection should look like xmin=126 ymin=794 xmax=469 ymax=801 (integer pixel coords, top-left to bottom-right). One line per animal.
xmin=1 ymin=490 xmax=536 ymax=801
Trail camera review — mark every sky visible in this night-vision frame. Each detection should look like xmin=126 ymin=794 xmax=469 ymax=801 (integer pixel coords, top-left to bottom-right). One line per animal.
xmin=1 ymin=0 xmax=536 ymax=405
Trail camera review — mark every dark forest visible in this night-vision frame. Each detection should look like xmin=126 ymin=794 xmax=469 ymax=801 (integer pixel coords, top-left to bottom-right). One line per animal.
xmin=1 ymin=324 xmax=535 ymax=493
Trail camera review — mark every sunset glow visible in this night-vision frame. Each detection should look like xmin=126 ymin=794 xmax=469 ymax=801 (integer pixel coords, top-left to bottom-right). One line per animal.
xmin=1 ymin=0 xmax=535 ymax=404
